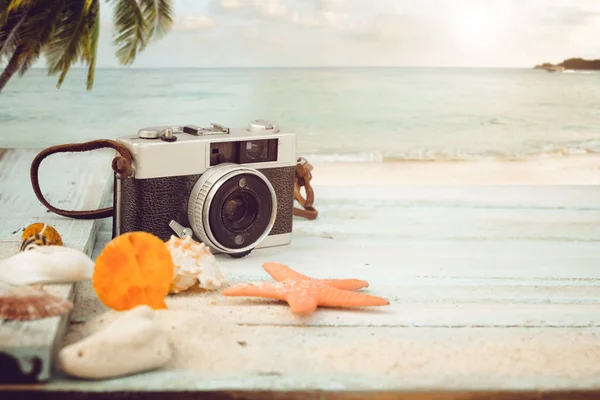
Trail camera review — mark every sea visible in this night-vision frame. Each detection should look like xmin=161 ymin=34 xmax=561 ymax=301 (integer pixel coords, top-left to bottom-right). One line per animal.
xmin=2 ymin=67 xmax=600 ymax=163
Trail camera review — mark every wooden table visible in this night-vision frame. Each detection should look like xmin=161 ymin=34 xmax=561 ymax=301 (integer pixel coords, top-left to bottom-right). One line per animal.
xmin=2 ymin=149 xmax=600 ymax=399
xmin=0 ymin=148 xmax=112 ymax=384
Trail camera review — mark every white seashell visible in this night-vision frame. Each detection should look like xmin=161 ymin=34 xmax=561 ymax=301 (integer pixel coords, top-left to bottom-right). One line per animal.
xmin=58 ymin=305 xmax=171 ymax=380
xmin=165 ymin=235 xmax=225 ymax=293
xmin=0 ymin=245 xmax=94 ymax=285
xmin=0 ymin=281 xmax=73 ymax=321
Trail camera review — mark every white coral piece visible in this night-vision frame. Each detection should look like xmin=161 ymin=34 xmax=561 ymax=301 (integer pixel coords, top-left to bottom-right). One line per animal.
xmin=165 ymin=235 xmax=225 ymax=293
xmin=0 ymin=245 xmax=94 ymax=285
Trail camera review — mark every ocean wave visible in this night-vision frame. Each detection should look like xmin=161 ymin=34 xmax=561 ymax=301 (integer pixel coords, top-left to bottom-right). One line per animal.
xmin=302 ymin=141 xmax=600 ymax=163
xmin=563 ymin=70 xmax=600 ymax=74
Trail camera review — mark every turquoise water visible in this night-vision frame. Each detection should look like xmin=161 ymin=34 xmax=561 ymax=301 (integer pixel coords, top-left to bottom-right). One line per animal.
xmin=2 ymin=67 xmax=600 ymax=162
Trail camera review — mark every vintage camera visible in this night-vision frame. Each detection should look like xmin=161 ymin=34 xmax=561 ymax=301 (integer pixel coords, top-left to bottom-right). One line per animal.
xmin=112 ymin=119 xmax=297 ymax=258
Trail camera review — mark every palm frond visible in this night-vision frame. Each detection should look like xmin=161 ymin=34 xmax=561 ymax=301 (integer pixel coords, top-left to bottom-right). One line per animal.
xmin=0 ymin=0 xmax=11 ymax=24
xmin=83 ymin=0 xmax=94 ymax=12
xmin=1 ymin=0 xmax=173 ymax=92
xmin=109 ymin=0 xmax=172 ymax=65
xmin=110 ymin=0 xmax=147 ymax=65
xmin=0 ymin=11 xmax=27 ymax=61
xmin=44 ymin=0 xmax=91 ymax=88
xmin=16 ymin=0 xmax=66 ymax=77
xmin=140 ymin=0 xmax=172 ymax=40
xmin=0 ymin=44 xmax=25 ymax=90
xmin=1 ymin=0 xmax=35 ymax=24
xmin=83 ymin=0 xmax=99 ymax=90
xmin=6 ymin=0 xmax=36 ymax=11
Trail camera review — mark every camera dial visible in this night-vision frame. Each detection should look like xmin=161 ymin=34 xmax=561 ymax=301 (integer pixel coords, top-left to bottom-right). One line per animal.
xmin=247 ymin=119 xmax=280 ymax=134
xmin=188 ymin=163 xmax=277 ymax=256
xmin=137 ymin=126 xmax=183 ymax=139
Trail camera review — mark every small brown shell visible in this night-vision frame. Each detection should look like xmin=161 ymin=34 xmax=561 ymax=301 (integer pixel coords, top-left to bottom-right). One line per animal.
xmin=20 ymin=233 xmax=51 ymax=252
xmin=21 ymin=223 xmax=63 ymax=247
xmin=0 ymin=281 xmax=73 ymax=321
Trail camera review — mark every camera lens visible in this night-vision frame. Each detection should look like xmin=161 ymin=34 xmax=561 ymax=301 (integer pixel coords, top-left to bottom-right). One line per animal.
xmin=208 ymin=174 xmax=272 ymax=248
xmin=221 ymin=191 xmax=258 ymax=232
xmin=188 ymin=164 xmax=277 ymax=255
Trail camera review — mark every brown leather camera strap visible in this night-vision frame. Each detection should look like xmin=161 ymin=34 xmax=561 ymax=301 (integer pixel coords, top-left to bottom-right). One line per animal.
xmin=293 ymin=157 xmax=318 ymax=220
xmin=30 ymin=139 xmax=134 ymax=220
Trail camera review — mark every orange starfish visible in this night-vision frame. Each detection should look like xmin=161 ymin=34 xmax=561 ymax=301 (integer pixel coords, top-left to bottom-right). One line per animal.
xmin=221 ymin=262 xmax=389 ymax=315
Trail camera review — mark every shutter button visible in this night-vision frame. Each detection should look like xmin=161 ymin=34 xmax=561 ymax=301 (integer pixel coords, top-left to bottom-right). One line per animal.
xmin=161 ymin=128 xmax=177 ymax=142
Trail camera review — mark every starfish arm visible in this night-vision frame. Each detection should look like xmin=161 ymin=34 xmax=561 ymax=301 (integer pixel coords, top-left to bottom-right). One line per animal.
xmin=317 ymin=286 xmax=389 ymax=308
xmin=285 ymin=291 xmax=319 ymax=315
xmin=221 ymin=282 xmax=287 ymax=301
xmin=263 ymin=262 xmax=311 ymax=282
xmin=321 ymin=279 xmax=369 ymax=290
xmin=263 ymin=263 xmax=369 ymax=290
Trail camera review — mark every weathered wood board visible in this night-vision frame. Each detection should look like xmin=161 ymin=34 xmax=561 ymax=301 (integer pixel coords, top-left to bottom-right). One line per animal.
xmin=0 ymin=148 xmax=113 ymax=383
xmin=3 ymin=178 xmax=600 ymax=397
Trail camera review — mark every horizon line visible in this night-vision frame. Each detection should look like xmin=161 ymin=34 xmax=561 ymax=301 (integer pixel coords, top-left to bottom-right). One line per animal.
xmin=23 ymin=65 xmax=534 ymax=69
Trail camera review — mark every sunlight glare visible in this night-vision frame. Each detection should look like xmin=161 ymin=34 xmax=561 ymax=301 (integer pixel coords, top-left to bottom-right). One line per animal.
xmin=454 ymin=6 xmax=497 ymax=45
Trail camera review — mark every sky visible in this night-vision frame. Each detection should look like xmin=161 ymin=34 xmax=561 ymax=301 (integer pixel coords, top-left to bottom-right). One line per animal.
xmin=91 ymin=0 xmax=600 ymax=68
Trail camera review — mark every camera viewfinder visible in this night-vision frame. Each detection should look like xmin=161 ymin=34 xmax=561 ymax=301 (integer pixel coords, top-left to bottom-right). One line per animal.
xmin=237 ymin=139 xmax=278 ymax=164
xmin=209 ymin=139 xmax=278 ymax=166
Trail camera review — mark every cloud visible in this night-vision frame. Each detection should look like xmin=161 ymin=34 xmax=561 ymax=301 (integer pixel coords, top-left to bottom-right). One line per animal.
xmin=216 ymin=0 xmax=288 ymax=18
xmin=173 ymin=15 xmax=215 ymax=31
xmin=98 ymin=12 xmax=215 ymax=32
xmin=220 ymin=0 xmax=244 ymax=9
xmin=212 ymin=0 xmax=404 ymax=38
xmin=536 ymin=5 xmax=600 ymax=25
xmin=315 ymin=0 xmax=346 ymax=12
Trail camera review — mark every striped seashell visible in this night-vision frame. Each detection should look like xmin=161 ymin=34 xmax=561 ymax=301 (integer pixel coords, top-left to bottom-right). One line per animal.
xmin=0 ymin=281 xmax=73 ymax=321
xmin=20 ymin=223 xmax=63 ymax=252
xmin=20 ymin=233 xmax=51 ymax=252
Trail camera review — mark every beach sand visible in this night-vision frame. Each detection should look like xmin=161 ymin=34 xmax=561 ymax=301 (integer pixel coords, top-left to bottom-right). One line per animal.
xmin=308 ymin=154 xmax=600 ymax=186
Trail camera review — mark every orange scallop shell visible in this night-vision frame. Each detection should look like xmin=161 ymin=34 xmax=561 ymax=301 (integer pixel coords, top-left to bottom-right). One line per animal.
xmin=92 ymin=232 xmax=175 ymax=311
xmin=21 ymin=222 xmax=63 ymax=246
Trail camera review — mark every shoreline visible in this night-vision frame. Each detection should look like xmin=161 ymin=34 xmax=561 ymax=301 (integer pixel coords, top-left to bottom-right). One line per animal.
xmin=308 ymin=153 xmax=600 ymax=186
xmin=0 ymin=147 xmax=597 ymax=186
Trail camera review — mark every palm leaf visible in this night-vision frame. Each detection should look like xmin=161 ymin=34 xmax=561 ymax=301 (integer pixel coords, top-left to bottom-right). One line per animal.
xmin=0 ymin=11 xmax=27 ymax=61
xmin=110 ymin=0 xmax=147 ymax=65
xmin=1 ymin=0 xmax=174 ymax=92
xmin=83 ymin=0 xmax=93 ymax=12
xmin=16 ymin=0 xmax=66 ymax=77
xmin=82 ymin=0 xmax=99 ymax=90
xmin=6 ymin=0 xmax=36 ymax=11
xmin=0 ymin=0 xmax=11 ymax=24
xmin=140 ymin=0 xmax=172 ymax=40
xmin=44 ymin=0 xmax=91 ymax=88
xmin=109 ymin=0 xmax=172 ymax=65
xmin=1 ymin=0 xmax=35 ymax=24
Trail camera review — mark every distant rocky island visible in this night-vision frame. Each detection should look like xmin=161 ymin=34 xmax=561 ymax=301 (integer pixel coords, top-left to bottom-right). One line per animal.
xmin=534 ymin=58 xmax=600 ymax=71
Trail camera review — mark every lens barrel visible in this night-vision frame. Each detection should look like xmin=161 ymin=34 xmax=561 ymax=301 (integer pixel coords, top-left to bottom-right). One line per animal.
xmin=188 ymin=163 xmax=277 ymax=255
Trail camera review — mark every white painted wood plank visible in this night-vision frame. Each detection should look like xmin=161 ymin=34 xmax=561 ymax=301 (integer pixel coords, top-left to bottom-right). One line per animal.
xmin=291 ymin=188 xmax=600 ymax=243
xmin=0 ymin=148 xmax=113 ymax=383
xmin=217 ymin=236 xmax=600 ymax=281
xmin=310 ymin=185 xmax=600 ymax=208
xmin=26 ymin=183 xmax=600 ymax=392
